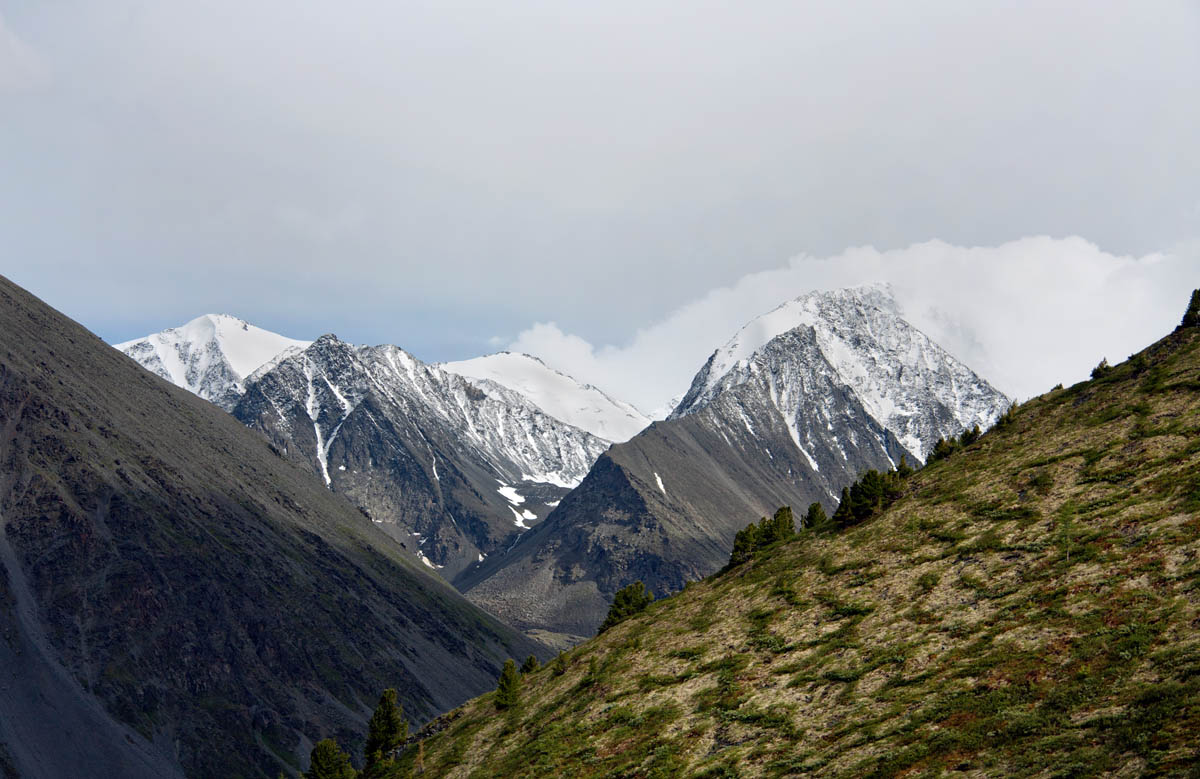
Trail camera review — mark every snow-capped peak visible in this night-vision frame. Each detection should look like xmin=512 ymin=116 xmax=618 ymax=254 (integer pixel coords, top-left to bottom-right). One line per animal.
xmin=440 ymin=351 xmax=650 ymax=442
xmin=685 ymin=284 xmax=898 ymax=405
xmin=115 ymin=314 xmax=310 ymax=410
xmin=671 ymin=285 xmax=1009 ymax=461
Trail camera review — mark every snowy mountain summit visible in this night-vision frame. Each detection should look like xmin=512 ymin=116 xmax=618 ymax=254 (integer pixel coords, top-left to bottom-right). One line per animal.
xmin=671 ymin=284 xmax=1008 ymax=461
xmin=113 ymin=315 xmax=622 ymax=576
xmin=233 ymin=335 xmax=612 ymax=576
xmin=441 ymin=352 xmax=650 ymax=442
xmin=115 ymin=314 xmax=309 ymax=410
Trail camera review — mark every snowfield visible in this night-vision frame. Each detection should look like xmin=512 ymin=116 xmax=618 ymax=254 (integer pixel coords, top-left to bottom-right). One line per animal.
xmin=441 ymin=352 xmax=650 ymax=442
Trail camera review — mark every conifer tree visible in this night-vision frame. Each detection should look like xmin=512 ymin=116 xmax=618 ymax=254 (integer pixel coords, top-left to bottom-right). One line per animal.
xmin=803 ymin=502 xmax=829 ymax=530
xmin=363 ymin=688 xmax=407 ymax=777
xmin=598 ymin=581 xmax=655 ymax=632
xmin=831 ymin=468 xmax=906 ymax=529
xmin=727 ymin=506 xmax=797 ymax=568
xmin=495 ymin=659 xmax=521 ymax=709
xmin=928 ymin=437 xmax=957 ymax=462
xmin=307 ymin=739 xmax=357 ymax=779
xmin=831 ymin=486 xmax=853 ymax=526
xmin=1182 ymin=289 xmax=1200 ymax=330
xmin=994 ymin=401 xmax=1019 ymax=429
xmin=727 ymin=522 xmax=761 ymax=568
xmin=520 ymin=654 xmax=540 ymax=674
xmin=552 ymin=651 xmax=568 ymax=676
xmin=765 ymin=506 xmax=795 ymax=542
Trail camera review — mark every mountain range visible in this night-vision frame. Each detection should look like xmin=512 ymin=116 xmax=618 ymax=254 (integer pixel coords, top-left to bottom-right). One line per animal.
xmin=399 ymin=296 xmax=1200 ymax=777
xmin=460 ymin=286 xmax=1010 ymax=639
xmin=230 ymin=335 xmax=615 ymax=579
xmin=15 ymin=269 xmax=1177 ymax=777
xmin=118 ymin=323 xmax=645 ymax=579
xmin=116 ymin=286 xmax=1009 ymax=646
xmin=0 ymin=276 xmax=545 ymax=778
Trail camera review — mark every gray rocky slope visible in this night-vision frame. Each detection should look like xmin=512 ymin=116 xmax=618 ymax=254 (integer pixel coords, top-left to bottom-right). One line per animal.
xmin=461 ymin=286 xmax=1010 ymax=640
xmin=232 ymin=335 xmax=612 ymax=580
xmin=0 ymin=275 xmax=545 ymax=778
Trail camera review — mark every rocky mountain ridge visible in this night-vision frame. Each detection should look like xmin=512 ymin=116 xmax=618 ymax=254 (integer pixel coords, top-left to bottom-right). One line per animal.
xmin=463 ymin=287 xmax=1010 ymax=639
xmin=232 ymin=335 xmax=613 ymax=579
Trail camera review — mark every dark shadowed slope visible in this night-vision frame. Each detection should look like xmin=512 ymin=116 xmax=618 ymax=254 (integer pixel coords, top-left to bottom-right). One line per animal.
xmin=0 ymin=275 xmax=545 ymax=778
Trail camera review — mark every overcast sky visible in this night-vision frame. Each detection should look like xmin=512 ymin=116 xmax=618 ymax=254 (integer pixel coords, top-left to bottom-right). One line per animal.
xmin=2 ymin=1 xmax=1198 ymax=409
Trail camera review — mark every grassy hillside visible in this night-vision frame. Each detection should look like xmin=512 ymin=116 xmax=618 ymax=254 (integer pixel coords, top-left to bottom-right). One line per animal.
xmin=393 ymin=318 xmax=1200 ymax=777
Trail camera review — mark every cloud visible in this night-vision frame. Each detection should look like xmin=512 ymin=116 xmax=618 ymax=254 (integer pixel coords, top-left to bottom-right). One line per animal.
xmin=508 ymin=237 xmax=1199 ymax=413
xmin=3 ymin=0 xmax=1198 ymax=359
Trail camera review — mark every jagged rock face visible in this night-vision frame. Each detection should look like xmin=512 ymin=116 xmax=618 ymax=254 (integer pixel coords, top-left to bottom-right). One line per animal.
xmin=0 ymin=276 xmax=545 ymax=779
xmin=233 ymin=336 xmax=612 ymax=579
xmin=114 ymin=314 xmax=309 ymax=411
xmin=464 ymin=286 xmax=1010 ymax=639
xmin=672 ymin=284 xmax=1006 ymax=461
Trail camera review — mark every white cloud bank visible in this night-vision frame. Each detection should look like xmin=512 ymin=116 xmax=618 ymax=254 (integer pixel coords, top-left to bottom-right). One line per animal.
xmin=509 ymin=237 xmax=1199 ymax=414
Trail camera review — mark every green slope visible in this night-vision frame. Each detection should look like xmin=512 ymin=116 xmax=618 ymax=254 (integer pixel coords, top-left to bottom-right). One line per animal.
xmin=0 ymin=275 xmax=546 ymax=778
xmin=396 ymin=307 xmax=1200 ymax=777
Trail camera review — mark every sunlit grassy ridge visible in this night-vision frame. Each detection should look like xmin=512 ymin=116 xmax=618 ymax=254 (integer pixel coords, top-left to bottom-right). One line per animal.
xmin=393 ymin=325 xmax=1200 ymax=778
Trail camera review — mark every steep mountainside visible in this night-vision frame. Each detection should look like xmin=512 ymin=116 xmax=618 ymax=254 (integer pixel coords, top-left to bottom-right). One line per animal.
xmin=463 ymin=287 xmax=1008 ymax=639
xmin=0 ymin=276 xmax=545 ymax=779
xmin=399 ymin=299 xmax=1200 ymax=778
xmin=232 ymin=336 xmax=611 ymax=580
xmin=441 ymin=352 xmax=650 ymax=442
xmin=115 ymin=313 xmax=309 ymax=410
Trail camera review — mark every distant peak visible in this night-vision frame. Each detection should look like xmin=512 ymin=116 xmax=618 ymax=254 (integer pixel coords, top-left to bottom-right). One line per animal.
xmin=114 ymin=314 xmax=312 ymax=404
xmin=440 ymin=351 xmax=650 ymax=441
xmin=669 ymin=281 xmax=999 ymax=429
